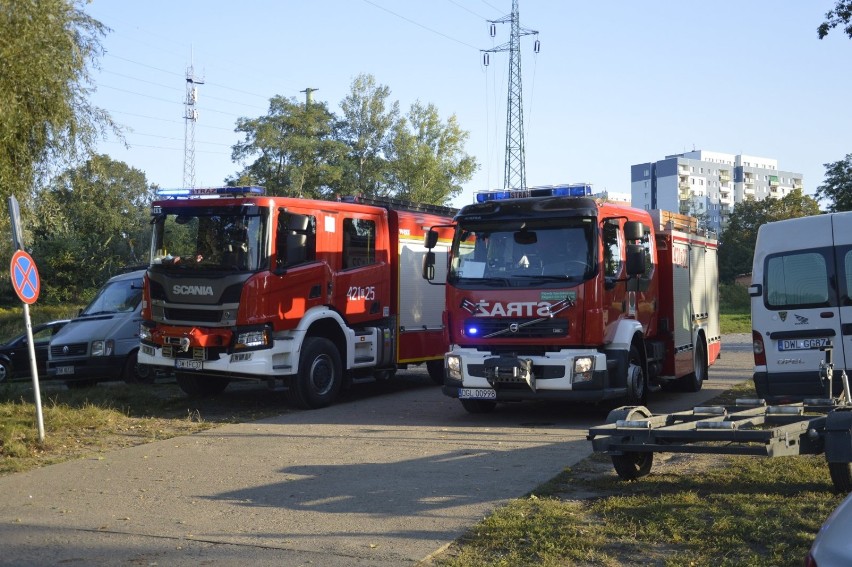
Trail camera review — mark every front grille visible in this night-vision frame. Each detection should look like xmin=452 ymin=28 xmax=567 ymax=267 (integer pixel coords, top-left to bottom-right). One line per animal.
xmin=50 ymin=343 xmax=87 ymax=357
xmin=465 ymin=317 xmax=568 ymax=339
xmin=164 ymin=308 xmax=223 ymax=323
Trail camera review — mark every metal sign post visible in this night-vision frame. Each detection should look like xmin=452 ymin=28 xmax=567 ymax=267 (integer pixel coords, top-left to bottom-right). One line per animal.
xmin=8 ymin=196 xmax=45 ymax=441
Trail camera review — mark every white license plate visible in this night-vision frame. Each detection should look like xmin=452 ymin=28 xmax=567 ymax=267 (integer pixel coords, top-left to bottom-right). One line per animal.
xmin=459 ymin=388 xmax=496 ymax=400
xmin=778 ymin=338 xmax=830 ymax=351
xmin=175 ymin=359 xmax=202 ymax=371
xmin=56 ymin=365 xmax=74 ymax=376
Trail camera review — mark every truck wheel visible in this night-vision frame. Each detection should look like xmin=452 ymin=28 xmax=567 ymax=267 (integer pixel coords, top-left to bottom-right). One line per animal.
xmin=288 ymin=337 xmax=342 ymax=409
xmin=123 ymin=350 xmax=155 ymax=384
xmin=426 ymin=360 xmax=444 ymax=384
xmin=461 ymin=399 xmax=497 ymax=414
xmin=678 ymin=339 xmax=707 ymax=392
xmin=611 ymin=451 xmax=654 ymax=480
xmin=175 ymin=372 xmax=229 ymax=397
xmin=626 ymin=344 xmax=647 ymax=405
xmin=829 ymin=462 xmax=852 ymax=493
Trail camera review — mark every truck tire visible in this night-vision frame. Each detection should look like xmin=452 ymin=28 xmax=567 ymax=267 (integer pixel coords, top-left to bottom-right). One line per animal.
xmin=123 ymin=350 xmax=155 ymax=384
xmin=461 ymin=399 xmax=497 ymax=414
xmin=288 ymin=337 xmax=342 ymax=409
xmin=678 ymin=339 xmax=707 ymax=392
xmin=175 ymin=372 xmax=229 ymax=397
xmin=829 ymin=462 xmax=852 ymax=493
xmin=626 ymin=344 xmax=647 ymax=405
xmin=426 ymin=360 xmax=444 ymax=384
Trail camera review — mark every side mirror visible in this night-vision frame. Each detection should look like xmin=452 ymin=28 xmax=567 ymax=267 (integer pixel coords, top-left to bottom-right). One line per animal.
xmin=626 ymin=244 xmax=645 ymax=276
xmin=422 ymin=251 xmax=436 ymax=281
xmin=624 ymin=221 xmax=644 ymax=241
xmin=424 ymin=229 xmax=439 ymax=250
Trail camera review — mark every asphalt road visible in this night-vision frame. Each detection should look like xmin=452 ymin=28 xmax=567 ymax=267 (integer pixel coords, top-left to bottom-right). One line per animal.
xmin=0 ymin=334 xmax=754 ymax=566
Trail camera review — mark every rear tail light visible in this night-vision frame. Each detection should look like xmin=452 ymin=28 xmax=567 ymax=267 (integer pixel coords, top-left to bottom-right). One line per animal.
xmin=752 ymin=330 xmax=766 ymax=366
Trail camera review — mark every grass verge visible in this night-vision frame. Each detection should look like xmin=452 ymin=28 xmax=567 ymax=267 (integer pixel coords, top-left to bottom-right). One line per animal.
xmin=431 ymin=382 xmax=843 ymax=567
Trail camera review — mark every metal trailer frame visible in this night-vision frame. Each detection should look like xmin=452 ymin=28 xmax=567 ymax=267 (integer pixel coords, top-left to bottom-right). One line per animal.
xmin=587 ymin=354 xmax=852 ymax=493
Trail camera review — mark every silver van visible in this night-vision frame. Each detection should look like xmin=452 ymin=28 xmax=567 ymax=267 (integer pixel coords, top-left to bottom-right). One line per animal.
xmin=750 ymin=212 xmax=852 ymax=402
xmin=47 ymin=269 xmax=151 ymax=387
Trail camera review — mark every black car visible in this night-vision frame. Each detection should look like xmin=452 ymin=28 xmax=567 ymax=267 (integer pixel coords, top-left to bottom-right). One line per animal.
xmin=0 ymin=320 xmax=70 ymax=383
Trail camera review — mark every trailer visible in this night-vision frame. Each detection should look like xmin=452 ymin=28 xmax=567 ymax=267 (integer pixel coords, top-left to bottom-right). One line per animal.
xmin=587 ymin=349 xmax=852 ymax=492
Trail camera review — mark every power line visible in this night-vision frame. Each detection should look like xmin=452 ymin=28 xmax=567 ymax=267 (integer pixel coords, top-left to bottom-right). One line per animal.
xmin=360 ymin=0 xmax=480 ymax=50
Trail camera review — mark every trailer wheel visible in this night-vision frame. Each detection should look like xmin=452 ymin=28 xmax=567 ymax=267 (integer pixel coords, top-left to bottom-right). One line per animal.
xmin=175 ymin=372 xmax=230 ymax=397
xmin=829 ymin=462 xmax=852 ymax=493
xmin=288 ymin=337 xmax=342 ymax=409
xmin=426 ymin=360 xmax=444 ymax=384
xmin=678 ymin=338 xmax=707 ymax=392
xmin=612 ymin=451 xmax=654 ymax=480
xmin=626 ymin=344 xmax=647 ymax=405
xmin=461 ymin=399 xmax=497 ymax=414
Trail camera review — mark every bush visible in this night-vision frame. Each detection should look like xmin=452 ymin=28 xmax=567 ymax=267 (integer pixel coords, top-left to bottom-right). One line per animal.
xmin=720 ymin=283 xmax=749 ymax=313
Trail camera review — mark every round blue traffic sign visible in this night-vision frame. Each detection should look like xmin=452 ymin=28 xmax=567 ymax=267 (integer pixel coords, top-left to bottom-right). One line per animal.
xmin=10 ymin=250 xmax=40 ymax=304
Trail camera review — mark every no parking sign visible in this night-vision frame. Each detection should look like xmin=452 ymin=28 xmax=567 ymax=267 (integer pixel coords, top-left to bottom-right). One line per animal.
xmin=10 ymin=249 xmax=40 ymax=304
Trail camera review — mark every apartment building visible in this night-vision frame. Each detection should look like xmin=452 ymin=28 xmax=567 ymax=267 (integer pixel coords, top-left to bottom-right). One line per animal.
xmin=630 ymin=150 xmax=804 ymax=232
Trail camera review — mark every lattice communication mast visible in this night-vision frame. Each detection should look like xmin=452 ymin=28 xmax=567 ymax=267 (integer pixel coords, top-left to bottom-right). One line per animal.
xmin=482 ymin=0 xmax=539 ymax=191
xmin=183 ymin=62 xmax=204 ymax=188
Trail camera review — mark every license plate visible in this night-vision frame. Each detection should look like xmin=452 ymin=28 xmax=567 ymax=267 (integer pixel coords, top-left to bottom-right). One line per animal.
xmin=56 ymin=365 xmax=74 ymax=376
xmin=778 ymin=338 xmax=830 ymax=351
xmin=459 ymin=388 xmax=496 ymax=400
xmin=175 ymin=359 xmax=202 ymax=371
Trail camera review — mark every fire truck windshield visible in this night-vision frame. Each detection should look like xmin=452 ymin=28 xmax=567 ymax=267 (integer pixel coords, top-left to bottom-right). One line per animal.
xmin=448 ymin=219 xmax=594 ymax=286
xmin=150 ymin=210 xmax=266 ymax=272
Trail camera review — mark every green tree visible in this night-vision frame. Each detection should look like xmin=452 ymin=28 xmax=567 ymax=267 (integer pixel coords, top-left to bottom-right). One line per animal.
xmin=337 ymin=74 xmax=400 ymax=198
xmin=230 ymin=96 xmax=347 ymax=199
xmin=818 ymin=1 xmax=852 ymax=38
xmin=31 ymin=155 xmax=153 ymax=302
xmin=0 ymin=0 xmax=113 ymax=201
xmin=718 ymin=189 xmax=820 ymax=282
xmin=816 ymin=154 xmax=852 ymax=212
xmin=386 ymin=101 xmax=477 ymax=205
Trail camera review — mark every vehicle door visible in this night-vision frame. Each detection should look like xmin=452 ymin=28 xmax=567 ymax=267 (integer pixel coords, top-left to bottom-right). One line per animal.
xmin=833 ymin=212 xmax=852 ymax=379
xmin=335 ymin=212 xmax=391 ymax=325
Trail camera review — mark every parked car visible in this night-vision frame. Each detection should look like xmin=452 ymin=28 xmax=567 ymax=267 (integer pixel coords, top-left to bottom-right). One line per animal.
xmin=47 ymin=269 xmax=152 ymax=387
xmin=0 ymin=320 xmax=70 ymax=383
xmin=805 ymin=492 xmax=852 ymax=566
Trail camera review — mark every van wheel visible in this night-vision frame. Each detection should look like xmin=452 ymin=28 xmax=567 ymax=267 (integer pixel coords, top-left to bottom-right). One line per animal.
xmin=175 ymin=372 xmax=229 ymax=397
xmin=678 ymin=339 xmax=707 ymax=392
xmin=829 ymin=462 xmax=852 ymax=493
xmin=426 ymin=360 xmax=444 ymax=384
xmin=626 ymin=344 xmax=647 ymax=405
xmin=288 ymin=337 xmax=341 ymax=409
xmin=123 ymin=350 xmax=155 ymax=384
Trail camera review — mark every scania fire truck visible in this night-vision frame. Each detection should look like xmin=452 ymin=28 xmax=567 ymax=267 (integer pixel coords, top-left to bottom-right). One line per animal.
xmin=139 ymin=186 xmax=455 ymax=408
xmin=423 ymin=185 xmax=720 ymax=413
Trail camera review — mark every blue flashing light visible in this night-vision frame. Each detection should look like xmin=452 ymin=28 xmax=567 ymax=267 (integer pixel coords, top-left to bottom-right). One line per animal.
xmin=466 ymin=325 xmax=479 ymax=336
xmin=156 ymin=186 xmax=265 ymax=198
xmin=474 ymin=183 xmax=592 ymax=202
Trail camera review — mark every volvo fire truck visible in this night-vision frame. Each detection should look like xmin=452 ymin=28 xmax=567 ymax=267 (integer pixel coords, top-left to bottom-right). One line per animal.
xmin=139 ymin=186 xmax=455 ymax=408
xmin=423 ymin=185 xmax=720 ymax=413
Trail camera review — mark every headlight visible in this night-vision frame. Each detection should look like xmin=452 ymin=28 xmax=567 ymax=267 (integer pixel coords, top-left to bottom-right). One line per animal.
xmin=91 ymin=340 xmax=114 ymax=357
xmin=572 ymin=356 xmax=595 ymax=384
xmin=447 ymin=355 xmax=462 ymax=381
xmin=235 ymin=328 xmax=269 ymax=349
xmin=139 ymin=325 xmax=151 ymax=341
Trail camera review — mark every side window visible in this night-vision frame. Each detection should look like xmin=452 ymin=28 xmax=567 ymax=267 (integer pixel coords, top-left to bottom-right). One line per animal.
xmin=765 ymin=251 xmax=830 ymax=308
xmin=842 ymin=248 xmax=852 ymax=306
xmin=277 ymin=213 xmax=316 ymax=268
xmin=602 ymin=220 xmax=623 ymax=278
xmin=343 ymin=218 xmax=376 ymax=269
xmin=640 ymin=223 xmax=654 ymax=279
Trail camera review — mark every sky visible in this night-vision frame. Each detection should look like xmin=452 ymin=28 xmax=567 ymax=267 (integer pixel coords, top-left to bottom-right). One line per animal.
xmin=84 ymin=1 xmax=852 ymax=209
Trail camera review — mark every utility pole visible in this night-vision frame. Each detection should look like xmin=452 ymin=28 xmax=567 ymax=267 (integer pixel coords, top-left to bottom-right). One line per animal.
xmin=482 ymin=0 xmax=539 ymax=191
xmin=183 ymin=55 xmax=204 ymax=188
xmin=301 ymin=87 xmax=318 ymax=107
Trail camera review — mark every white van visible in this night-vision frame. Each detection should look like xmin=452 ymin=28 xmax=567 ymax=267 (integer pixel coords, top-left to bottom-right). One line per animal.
xmin=749 ymin=212 xmax=852 ymax=402
xmin=46 ymin=269 xmax=151 ymax=387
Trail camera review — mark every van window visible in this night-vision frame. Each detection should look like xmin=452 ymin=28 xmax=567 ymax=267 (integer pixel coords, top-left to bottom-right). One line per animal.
xmin=842 ymin=248 xmax=852 ymax=306
xmin=765 ymin=250 xmax=830 ymax=308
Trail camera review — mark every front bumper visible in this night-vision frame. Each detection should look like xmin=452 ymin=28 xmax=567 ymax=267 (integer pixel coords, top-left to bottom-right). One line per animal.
xmin=139 ymin=338 xmax=298 ymax=379
xmin=47 ymin=355 xmax=126 ymax=382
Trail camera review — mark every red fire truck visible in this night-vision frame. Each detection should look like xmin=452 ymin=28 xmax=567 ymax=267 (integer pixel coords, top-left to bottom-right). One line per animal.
xmin=423 ymin=185 xmax=720 ymax=413
xmin=139 ymin=186 xmax=455 ymax=408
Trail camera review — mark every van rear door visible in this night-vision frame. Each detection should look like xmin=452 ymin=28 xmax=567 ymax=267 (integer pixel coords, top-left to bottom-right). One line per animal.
xmin=752 ymin=214 xmax=843 ymax=401
xmin=833 ymin=212 xmax=852 ymax=387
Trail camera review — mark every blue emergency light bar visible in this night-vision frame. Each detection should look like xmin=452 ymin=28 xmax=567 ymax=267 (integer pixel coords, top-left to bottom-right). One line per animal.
xmin=156 ymin=186 xmax=265 ymax=198
xmin=475 ymin=183 xmax=592 ymax=203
